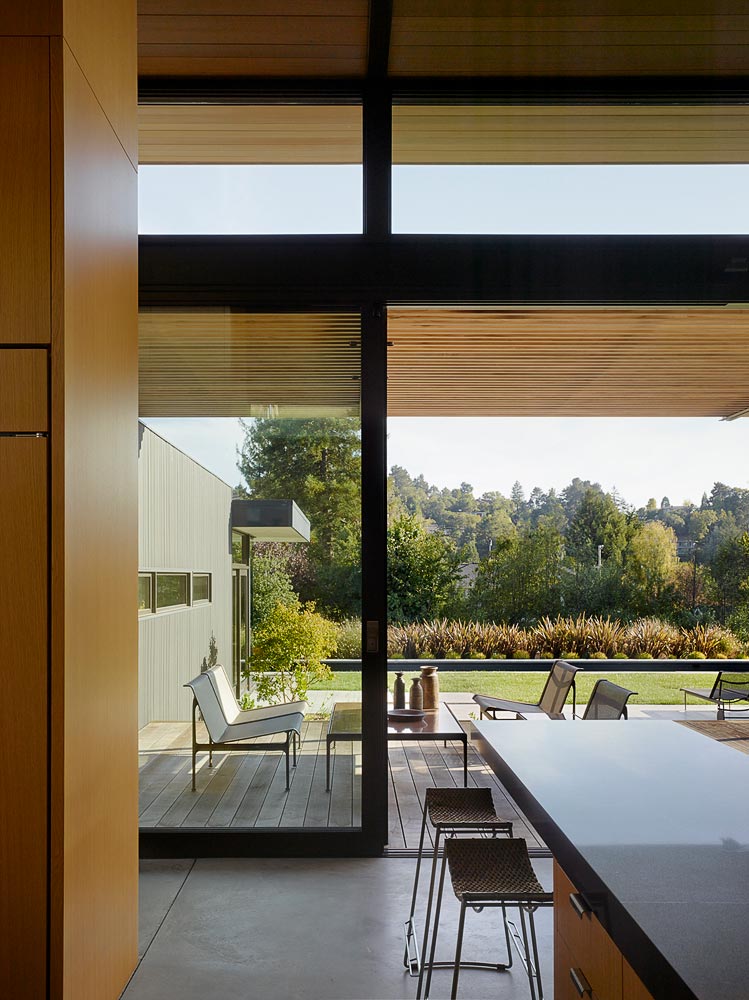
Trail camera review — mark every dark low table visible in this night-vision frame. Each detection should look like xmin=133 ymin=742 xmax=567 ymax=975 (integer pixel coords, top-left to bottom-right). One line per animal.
xmin=325 ymin=701 xmax=468 ymax=790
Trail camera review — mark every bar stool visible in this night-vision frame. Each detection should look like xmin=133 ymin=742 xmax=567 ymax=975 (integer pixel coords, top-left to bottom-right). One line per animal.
xmin=419 ymin=838 xmax=553 ymax=1000
xmin=404 ymin=787 xmax=513 ymax=977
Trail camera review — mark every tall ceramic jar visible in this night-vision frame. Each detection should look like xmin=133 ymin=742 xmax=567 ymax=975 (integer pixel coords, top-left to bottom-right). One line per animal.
xmin=393 ymin=671 xmax=406 ymax=709
xmin=420 ymin=665 xmax=440 ymax=710
xmin=409 ymin=676 xmax=424 ymax=711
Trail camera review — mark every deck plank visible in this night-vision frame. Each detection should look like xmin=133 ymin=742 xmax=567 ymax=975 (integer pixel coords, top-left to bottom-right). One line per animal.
xmin=137 ymin=718 xmax=546 ymax=846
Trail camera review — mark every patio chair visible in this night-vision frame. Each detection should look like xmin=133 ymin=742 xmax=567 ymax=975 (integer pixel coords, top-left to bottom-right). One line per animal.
xmin=680 ymin=671 xmax=749 ymax=720
xmin=581 ymin=678 xmax=636 ymax=720
xmin=184 ymin=665 xmax=306 ymax=792
xmin=473 ymin=659 xmax=582 ymax=720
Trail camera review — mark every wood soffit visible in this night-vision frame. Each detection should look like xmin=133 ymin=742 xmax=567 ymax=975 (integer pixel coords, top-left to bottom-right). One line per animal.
xmin=138 ymin=310 xmax=361 ymax=417
xmin=386 ymin=308 xmax=749 ymax=417
xmin=137 ymin=2 xmax=749 ymax=79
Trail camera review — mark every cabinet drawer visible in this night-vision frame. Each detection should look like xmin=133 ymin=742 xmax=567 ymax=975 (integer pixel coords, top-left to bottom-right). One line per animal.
xmin=554 ymin=863 xmax=622 ymax=1000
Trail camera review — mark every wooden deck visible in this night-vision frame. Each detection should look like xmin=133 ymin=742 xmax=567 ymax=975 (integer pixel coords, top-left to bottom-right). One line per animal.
xmin=679 ymin=719 xmax=749 ymax=754
xmin=138 ymin=718 xmax=543 ymax=850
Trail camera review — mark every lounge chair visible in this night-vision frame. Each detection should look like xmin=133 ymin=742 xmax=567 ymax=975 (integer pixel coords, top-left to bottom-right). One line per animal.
xmin=581 ymin=679 xmax=636 ymax=720
xmin=680 ymin=671 xmax=749 ymax=720
xmin=184 ymin=665 xmax=306 ymax=791
xmin=473 ymin=659 xmax=582 ymax=720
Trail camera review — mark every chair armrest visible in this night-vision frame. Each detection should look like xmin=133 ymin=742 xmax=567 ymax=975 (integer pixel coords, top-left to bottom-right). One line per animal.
xmin=236 ymin=700 xmax=308 ymax=723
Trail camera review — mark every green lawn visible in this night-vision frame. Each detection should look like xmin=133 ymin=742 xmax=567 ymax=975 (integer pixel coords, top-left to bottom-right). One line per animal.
xmin=310 ymin=670 xmax=717 ymax=705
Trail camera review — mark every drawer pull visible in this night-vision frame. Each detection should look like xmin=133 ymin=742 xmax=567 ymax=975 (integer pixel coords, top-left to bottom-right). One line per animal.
xmin=569 ymin=892 xmax=591 ymax=918
xmin=570 ymin=967 xmax=593 ymax=997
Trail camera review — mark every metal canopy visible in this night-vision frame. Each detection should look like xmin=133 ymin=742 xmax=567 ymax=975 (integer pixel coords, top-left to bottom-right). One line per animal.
xmin=231 ymin=498 xmax=311 ymax=542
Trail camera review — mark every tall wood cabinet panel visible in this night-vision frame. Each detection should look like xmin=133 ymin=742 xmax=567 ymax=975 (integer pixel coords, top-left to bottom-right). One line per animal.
xmin=0 ymin=39 xmax=51 ymax=345
xmin=51 ymin=43 xmax=139 ymax=1000
xmin=0 ymin=436 xmax=48 ymax=1000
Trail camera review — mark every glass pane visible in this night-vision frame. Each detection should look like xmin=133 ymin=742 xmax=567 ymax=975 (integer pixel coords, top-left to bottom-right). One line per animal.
xmin=138 ymin=574 xmax=152 ymax=613
xmin=138 ymin=105 xmax=363 ymax=235
xmin=193 ymin=574 xmax=210 ymax=603
xmin=392 ymin=104 xmax=749 ymax=235
xmin=156 ymin=573 xmax=189 ymax=609
xmin=138 ymin=312 xmax=362 ymax=835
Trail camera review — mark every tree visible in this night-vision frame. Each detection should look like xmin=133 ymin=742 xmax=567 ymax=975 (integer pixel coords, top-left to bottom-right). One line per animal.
xmin=250 ymin=548 xmax=298 ymax=628
xmin=470 ymin=523 xmax=565 ymax=622
xmin=624 ymin=521 xmax=679 ymax=611
xmin=238 ymin=417 xmax=361 ymax=564
xmin=387 ymin=515 xmax=462 ymax=622
xmin=238 ymin=417 xmax=361 ymax=617
xmin=566 ymin=489 xmax=628 ymax=568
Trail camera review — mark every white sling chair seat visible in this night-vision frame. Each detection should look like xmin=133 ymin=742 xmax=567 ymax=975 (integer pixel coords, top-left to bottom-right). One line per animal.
xmin=184 ymin=665 xmax=306 ymax=791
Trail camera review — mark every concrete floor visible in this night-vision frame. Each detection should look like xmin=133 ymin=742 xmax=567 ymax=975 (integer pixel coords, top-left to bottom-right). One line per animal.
xmin=123 ymin=856 xmax=554 ymax=1000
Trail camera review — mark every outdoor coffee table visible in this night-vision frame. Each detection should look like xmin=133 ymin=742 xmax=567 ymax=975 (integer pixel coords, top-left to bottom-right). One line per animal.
xmin=325 ymin=701 xmax=468 ymax=790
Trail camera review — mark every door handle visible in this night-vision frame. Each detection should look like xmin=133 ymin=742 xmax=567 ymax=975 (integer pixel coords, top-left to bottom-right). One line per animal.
xmin=570 ymin=967 xmax=593 ymax=997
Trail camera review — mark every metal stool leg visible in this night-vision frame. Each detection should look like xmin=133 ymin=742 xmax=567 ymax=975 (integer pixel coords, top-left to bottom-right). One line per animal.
xmin=420 ymin=851 xmax=448 ymax=1000
xmin=501 ymin=902 xmax=513 ymax=969
xmin=450 ymin=900 xmax=467 ymax=1000
xmin=416 ymin=827 xmax=441 ymax=992
xmin=404 ymin=803 xmax=429 ymax=973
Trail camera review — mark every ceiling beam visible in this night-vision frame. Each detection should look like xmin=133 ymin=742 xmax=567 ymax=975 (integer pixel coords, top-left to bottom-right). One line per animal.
xmin=138 ymin=74 xmax=749 ymax=106
xmin=139 ymin=235 xmax=749 ymax=309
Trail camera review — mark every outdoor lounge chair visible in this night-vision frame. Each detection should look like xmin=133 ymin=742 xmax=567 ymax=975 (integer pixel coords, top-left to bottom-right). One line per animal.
xmin=473 ymin=659 xmax=582 ymax=720
xmin=184 ymin=665 xmax=306 ymax=792
xmin=581 ymin=678 xmax=636 ymax=720
xmin=680 ymin=671 xmax=749 ymax=720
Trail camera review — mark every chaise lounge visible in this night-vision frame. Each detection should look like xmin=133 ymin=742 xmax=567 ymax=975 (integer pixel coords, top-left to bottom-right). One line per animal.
xmin=473 ymin=659 xmax=582 ymax=720
xmin=185 ymin=665 xmax=306 ymax=792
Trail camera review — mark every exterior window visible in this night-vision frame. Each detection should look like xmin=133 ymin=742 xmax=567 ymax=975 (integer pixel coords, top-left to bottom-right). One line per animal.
xmin=192 ymin=573 xmax=211 ymax=604
xmin=156 ymin=573 xmax=189 ymax=610
xmin=138 ymin=573 xmax=153 ymax=614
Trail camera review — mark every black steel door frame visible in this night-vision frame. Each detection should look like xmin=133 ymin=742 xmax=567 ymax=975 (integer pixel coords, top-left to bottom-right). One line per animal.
xmin=138 ymin=61 xmax=749 ymax=858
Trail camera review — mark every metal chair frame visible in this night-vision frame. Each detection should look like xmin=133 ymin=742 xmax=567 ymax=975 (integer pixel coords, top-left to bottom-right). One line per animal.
xmin=404 ymin=806 xmax=513 ymax=978
xmin=190 ymin=696 xmax=300 ymax=791
xmin=418 ymin=849 xmax=552 ymax=1000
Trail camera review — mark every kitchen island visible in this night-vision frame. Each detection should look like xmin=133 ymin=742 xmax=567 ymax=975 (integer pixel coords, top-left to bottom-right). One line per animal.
xmin=473 ymin=719 xmax=749 ymax=1000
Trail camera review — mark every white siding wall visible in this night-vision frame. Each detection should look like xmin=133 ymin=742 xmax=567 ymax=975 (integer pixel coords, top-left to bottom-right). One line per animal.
xmin=138 ymin=424 xmax=233 ymax=727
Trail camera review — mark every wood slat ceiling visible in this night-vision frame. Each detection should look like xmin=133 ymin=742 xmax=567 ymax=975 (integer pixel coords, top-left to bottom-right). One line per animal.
xmin=138 ymin=104 xmax=362 ymax=163
xmin=387 ymin=308 xmax=749 ymax=416
xmin=139 ymin=311 xmax=361 ymax=416
xmin=390 ymin=1 xmax=749 ymax=77
xmin=138 ymin=1 xmax=369 ymax=77
xmin=392 ymin=105 xmax=749 ymax=164
xmin=139 ymin=103 xmax=749 ymax=166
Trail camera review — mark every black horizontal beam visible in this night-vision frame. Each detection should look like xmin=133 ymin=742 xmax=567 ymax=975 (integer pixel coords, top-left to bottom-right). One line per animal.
xmin=139 ymin=235 xmax=749 ymax=308
xmin=138 ymin=75 xmax=749 ymax=106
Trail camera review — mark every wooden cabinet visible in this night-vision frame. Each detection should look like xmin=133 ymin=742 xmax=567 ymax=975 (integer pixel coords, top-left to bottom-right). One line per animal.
xmin=554 ymin=862 xmax=654 ymax=1000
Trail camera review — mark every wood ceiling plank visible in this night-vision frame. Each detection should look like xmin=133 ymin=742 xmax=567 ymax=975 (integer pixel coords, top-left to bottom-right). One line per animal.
xmin=139 ymin=14 xmax=368 ymax=45
xmin=386 ymin=308 xmax=749 ymax=417
xmin=393 ymin=104 xmax=749 ymax=163
xmin=138 ymin=54 xmax=367 ymax=76
xmin=389 ymin=44 xmax=749 ymax=76
xmin=138 ymin=104 xmax=362 ymax=164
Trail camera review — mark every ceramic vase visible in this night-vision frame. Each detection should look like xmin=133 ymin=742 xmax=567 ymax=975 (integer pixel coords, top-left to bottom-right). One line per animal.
xmin=420 ymin=665 xmax=439 ymax=710
xmin=393 ymin=671 xmax=406 ymax=709
xmin=409 ymin=677 xmax=424 ymax=711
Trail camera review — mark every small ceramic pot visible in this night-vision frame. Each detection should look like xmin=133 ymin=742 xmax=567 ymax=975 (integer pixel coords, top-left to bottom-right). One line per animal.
xmin=420 ymin=665 xmax=440 ymax=710
xmin=409 ymin=677 xmax=424 ymax=711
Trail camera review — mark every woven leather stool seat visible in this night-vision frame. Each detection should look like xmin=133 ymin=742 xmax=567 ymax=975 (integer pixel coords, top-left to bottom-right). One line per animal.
xmin=444 ymin=838 xmax=550 ymax=900
xmin=425 ymin=786 xmax=512 ymax=829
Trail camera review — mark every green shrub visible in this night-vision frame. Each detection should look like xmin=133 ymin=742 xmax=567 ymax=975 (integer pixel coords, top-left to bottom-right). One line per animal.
xmin=445 ymin=650 xmax=460 ymax=659
xmin=336 ymin=617 xmax=362 ymax=658
xmin=613 ymin=652 xmax=628 ymax=659
xmin=512 ymin=649 xmax=531 ymax=659
xmin=685 ymin=650 xmax=707 ymax=659
xmin=469 ymin=652 xmax=487 ymax=659
xmin=561 ymin=650 xmax=579 ymax=660
xmin=248 ymin=601 xmax=338 ymax=702
xmin=589 ymin=651 xmax=607 ymax=659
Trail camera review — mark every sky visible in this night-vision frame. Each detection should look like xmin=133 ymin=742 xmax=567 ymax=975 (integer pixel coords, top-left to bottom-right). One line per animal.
xmin=140 ymin=415 xmax=749 ymax=511
xmin=139 ymin=161 xmax=749 ymax=507
xmin=139 ymin=163 xmax=749 ymax=235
